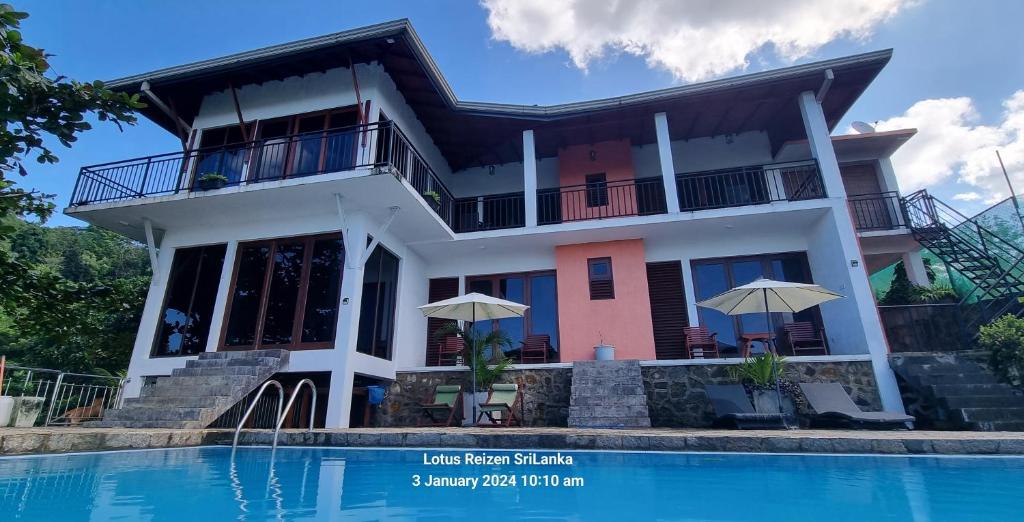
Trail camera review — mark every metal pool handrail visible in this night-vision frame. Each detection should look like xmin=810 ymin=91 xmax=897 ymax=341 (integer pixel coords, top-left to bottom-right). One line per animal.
xmin=276 ymin=378 xmax=317 ymax=434
xmin=232 ymin=380 xmax=284 ymax=450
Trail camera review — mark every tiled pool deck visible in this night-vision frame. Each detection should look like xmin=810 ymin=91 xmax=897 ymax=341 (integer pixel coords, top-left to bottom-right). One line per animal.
xmin=3 ymin=427 xmax=1024 ymax=456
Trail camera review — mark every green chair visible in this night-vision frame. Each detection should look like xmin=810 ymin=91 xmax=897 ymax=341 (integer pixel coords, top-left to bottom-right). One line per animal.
xmin=476 ymin=383 xmax=523 ymax=427
xmin=419 ymin=384 xmax=464 ymax=426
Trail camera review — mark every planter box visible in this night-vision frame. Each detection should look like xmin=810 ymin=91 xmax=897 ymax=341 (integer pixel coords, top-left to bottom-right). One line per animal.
xmin=752 ymin=389 xmax=797 ymax=416
xmin=0 ymin=397 xmax=12 ymax=427
xmin=462 ymin=391 xmax=489 ymax=426
xmin=11 ymin=397 xmax=45 ymax=427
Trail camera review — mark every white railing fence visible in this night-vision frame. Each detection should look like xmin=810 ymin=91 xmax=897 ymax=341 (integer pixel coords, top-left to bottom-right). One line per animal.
xmin=1 ymin=364 xmax=127 ymax=426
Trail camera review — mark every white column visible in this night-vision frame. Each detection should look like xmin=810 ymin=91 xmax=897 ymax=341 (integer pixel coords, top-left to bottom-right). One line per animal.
xmin=325 ymin=213 xmax=370 ymax=428
xmin=798 ymin=90 xmax=906 ymax=414
xmin=877 ymin=157 xmax=901 ymax=194
xmin=654 ymin=112 xmax=680 ymax=213
xmin=205 ymin=240 xmax=238 ymax=352
xmin=903 ymin=250 xmax=931 ymax=287
xmin=523 ymin=130 xmax=538 ymax=227
xmin=798 ymin=91 xmax=847 ymax=200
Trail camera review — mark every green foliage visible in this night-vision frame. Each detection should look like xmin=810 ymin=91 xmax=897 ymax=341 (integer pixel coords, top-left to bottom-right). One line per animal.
xmin=978 ymin=314 xmax=1024 ymax=387
xmin=878 ymin=260 xmax=958 ymax=305
xmin=0 ymin=3 xmax=143 ymax=220
xmin=728 ymin=352 xmax=786 ymax=388
xmin=435 ymin=323 xmax=514 ymax=389
xmin=422 ymin=190 xmax=441 ymax=204
xmin=197 ymin=173 xmax=228 ymax=183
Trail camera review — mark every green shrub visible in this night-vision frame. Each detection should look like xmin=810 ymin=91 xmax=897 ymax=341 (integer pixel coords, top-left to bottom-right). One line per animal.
xmin=978 ymin=314 xmax=1024 ymax=387
xmin=728 ymin=352 xmax=786 ymax=388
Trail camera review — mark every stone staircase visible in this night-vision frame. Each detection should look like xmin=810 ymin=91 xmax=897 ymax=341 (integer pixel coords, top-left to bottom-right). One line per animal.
xmin=94 ymin=349 xmax=289 ymax=429
xmin=892 ymin=353 xmax=1024 ymax=431
xmin=568 ymin=360 xmax=651 ymax=429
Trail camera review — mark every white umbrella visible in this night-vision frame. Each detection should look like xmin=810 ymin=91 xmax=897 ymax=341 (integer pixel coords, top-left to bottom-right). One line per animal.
xmin=697 ymin=277 xmax=844 ymax=426
xmin=418 ymin=293 xmax=528 ymax=423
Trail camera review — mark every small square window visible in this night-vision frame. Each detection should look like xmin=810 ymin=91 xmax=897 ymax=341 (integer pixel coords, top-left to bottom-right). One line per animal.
xmin=585 ymin=173 xmax=609 ymax=207
xmin=588 ymin=257 xmax=614 ymax=300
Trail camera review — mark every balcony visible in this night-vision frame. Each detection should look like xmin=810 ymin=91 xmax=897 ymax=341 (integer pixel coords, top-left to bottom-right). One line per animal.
xmin=848 ymin=192 xmax=907 ymax=232
xmin=70 ymin=120 xmax=456 ymax=227
xmin=675 ymin=160 xmax=825 ymax=212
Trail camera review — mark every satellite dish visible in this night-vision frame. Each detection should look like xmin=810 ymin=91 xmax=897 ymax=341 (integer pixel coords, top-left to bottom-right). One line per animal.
xmin=851 ymin=121 xmax=876 ymax=134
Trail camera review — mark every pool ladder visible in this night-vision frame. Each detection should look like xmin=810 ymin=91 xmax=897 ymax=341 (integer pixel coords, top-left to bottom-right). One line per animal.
xmin=232 ymin=378 xmax=317 ymax=450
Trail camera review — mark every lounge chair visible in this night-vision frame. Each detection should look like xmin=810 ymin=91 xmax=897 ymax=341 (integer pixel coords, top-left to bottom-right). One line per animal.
xmin=783 ymin=322 xmax=829 ymax=356
xmin=476 ymin=383 xmax=523 ymax=427
xmin=799 ymin=382 xmax=914 ymax=429
xmin=705 ymin=384 xmax=792 ymax=429
xmin=684 ymin=326 xmax=719 ymax=359
xmin=418 ymin=384 xmax=464 ymax=426
xmin=520 ymin=334 xmax=551 ymax=363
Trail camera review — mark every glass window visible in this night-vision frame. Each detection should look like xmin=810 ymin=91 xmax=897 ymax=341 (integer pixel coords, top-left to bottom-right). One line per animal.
xmin=693 ymin=262 xmax=737 ymax=351
xmin=223 ymin=234 xmax=343 ymax=350
xmin=466 ymin=271 xmax=559 ymax=362
xmin=195 ymin=126 xmax=247 ymax=185
xmin=153 ymin=244 xmax=227 ymax=356
xmin=585 ymin=173 xmax=608 ymax=207
xmin=356 ymin=245 xmax=400 ymax=359
xmin=528 ymin=274 xmax=559 ymax=354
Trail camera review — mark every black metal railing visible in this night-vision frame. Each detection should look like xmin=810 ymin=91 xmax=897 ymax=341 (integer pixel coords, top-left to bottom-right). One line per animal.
xmin=675 ymin=160 xmax=825 ymax=212
xmin=452 ymin=191 xmax=526 ymax=232
xmin=537 ymin=176 xmax=667 ymax=225
xmin=848 ymin=191 xmax=907 ymax=231
xmin=69 ymin=120 xmax=456 ymax=228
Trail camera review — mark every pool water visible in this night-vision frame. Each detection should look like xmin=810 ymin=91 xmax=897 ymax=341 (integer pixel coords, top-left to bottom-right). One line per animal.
xmin=1 ymin=446 xmax=1022 ymax=521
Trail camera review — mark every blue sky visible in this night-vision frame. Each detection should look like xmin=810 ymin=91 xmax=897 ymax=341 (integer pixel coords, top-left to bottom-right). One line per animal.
xmin=17 ymin=0 xmax=1024 ymax=226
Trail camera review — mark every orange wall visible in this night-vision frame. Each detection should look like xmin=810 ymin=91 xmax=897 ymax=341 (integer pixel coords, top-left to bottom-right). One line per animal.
xmin=555 ymin=239 xmax=656 ymax=362
xmin=557 ymin=139 xmax=638 ymax=221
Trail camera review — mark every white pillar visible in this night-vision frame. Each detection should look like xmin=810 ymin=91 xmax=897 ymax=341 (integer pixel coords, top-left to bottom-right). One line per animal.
xmin=903 ymin=250 xmax=931 ymax=287
xmin=523 ymin=130 xmax=538 ymax=227
xmin=325 ymin=212 xmax=370 ymax=428
xmin=654 ymin=112 xmax=680 ymax=213
xmin=798 ymin=90 xmax=906 ymax=414
xmin=205 ymin=240 xmax=238 ymax=352
xmin=798 ymin=91 xmax=847 ymax=200
xmin=877 ymin=157 xmax=901 ymax=194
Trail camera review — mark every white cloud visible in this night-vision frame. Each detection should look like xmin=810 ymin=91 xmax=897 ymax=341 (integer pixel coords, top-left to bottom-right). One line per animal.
xmin=481 ymin=0 xmax=913 ymax=82
xmin=953 ymin=192 xmax=982 ymax=202
xmin=874 ymin=91 xmax=1024 ymax=202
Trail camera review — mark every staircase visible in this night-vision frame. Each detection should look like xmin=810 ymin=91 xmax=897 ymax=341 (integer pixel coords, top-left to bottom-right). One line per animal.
xmin=568 ymin=360 xmax=651 ymax=429
xmin=892 ymin=353 xmax=1024 ymax=431
xmin=903 ymin=190 xmax=1024 ymax=335
xmin=95 ymin=349 xmax=289 ymax=429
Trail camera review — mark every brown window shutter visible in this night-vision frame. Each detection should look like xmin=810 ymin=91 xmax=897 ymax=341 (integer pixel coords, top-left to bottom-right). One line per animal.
xmin=646 ymin=261 xmax=689 ymax=359
xmin=424 ymin=277 xmax=459 ymax=366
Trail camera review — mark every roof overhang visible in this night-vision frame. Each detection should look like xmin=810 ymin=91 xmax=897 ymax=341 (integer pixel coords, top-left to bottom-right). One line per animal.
xmin=108 ymin=19 xmax=893 ymax=170
xmin=776 ymin=128 xmax=917 ymax=163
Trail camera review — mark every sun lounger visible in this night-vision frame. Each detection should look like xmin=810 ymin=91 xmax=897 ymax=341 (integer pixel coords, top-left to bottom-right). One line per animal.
xmin=799 ymin=382 xmax=914 ymax=429
xmin=418 ymin=384 xmax=464 ymax=426
xmin=705 ymin=384 xmax=791 ymax=429
xmin=476 ymin=383 xmax=523 ymax=427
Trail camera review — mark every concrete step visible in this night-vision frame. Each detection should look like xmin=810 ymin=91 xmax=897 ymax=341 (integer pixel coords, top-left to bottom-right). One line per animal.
xmin=148 ymin=375 xmax=260 ymax=389
xmin=185 ymin=356 xmax=285 ymax=369
xmin=941 ymin=394 xmax=1024 ymax=409
xmin=914 ymin=373 xmax=999 ymax=385
xmin=928 ymin=383 xmax=1020 ymax=397
xmin=569 ymin=394 xmax=648 ymax=407
xmin=965 ymin=420 xmax=1024 ymax=432
xmin=142 ymin=383 xmax=252 ymax=398
xmin=172 ymin=366 xmax=264 ymax=377
xmin=568 ymin=416 xmax=651 ymax=429
xmin=89 ymin=419 xmax=207 ymax=429
xmin=196 ymin=349 xmax=289 ymax=361
xmin=957 ymin=407 xmax=1024 ymax=423
xmin=106 ymin=406 xmax=207 ymax=422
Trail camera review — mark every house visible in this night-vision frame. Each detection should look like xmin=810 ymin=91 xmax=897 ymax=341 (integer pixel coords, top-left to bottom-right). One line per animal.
xmin=66 ymin=20 xmax=926 ymax=429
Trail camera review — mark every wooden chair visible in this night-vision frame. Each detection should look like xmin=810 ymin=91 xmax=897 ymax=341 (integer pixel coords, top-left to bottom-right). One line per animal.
xmin=684 ymin=326 xmax=720 ymax=359
xmin=418 ymin=385 xmax=464 ymax=427
xmin=476 ymin=384 xmax=524 ymax=427
xmin=437 ymin=335 xmax=464 ymax=366
xmin=783 ymin=322 xmax=829 ymax=356
xmin=520 ymin=334 xmax=551 ymax=363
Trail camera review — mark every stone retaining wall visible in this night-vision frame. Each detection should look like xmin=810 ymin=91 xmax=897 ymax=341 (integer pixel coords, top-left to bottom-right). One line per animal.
xmin=376 ymin=360 xmax=880 ymax=428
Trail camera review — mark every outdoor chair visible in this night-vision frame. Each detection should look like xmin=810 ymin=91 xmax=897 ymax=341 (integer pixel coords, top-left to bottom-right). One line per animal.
xmin=476 ymin=383 xmax=524 ymax=427
xmin=799 ymin=382 xmax=914 ymax=429
xmin=520 ymin=334 xmax=551 ymax=364
xmin=437 ymin=335 xmax=464 ymax=366
xmin=705 ymin=384 xmax=792 ymax=429
xmin=418 ymin=384 xmax=464 ymax=427
xmin=684 ymin=326 xmax=720 ymax=359
xmin=783 ymin=322 xmax=829 ymax=356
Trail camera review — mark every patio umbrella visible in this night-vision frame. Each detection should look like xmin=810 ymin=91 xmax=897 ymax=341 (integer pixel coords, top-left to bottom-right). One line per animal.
xmin=418 ymin=293 xmax=528 ymax=424
xmin=697 ymin=278 xmax=844 ymax=423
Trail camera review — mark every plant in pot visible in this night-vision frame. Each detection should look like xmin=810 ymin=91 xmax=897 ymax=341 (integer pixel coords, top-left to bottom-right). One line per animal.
xmin=197 ymin=172 xmax=229 ymax=191
xmin=422 ymin=190 xmax=441 ymax=211
xmin=727 ymin=352 xmax=798 ymax=416
xmin=435 ymin=323 xmax=513 ymax=425
xmin=0 ymin=370 xmax=46 ymax=427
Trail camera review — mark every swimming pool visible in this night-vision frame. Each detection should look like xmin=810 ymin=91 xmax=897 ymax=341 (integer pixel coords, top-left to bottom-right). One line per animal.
xmin=1 ymin=446 xmax=1021 ymax=520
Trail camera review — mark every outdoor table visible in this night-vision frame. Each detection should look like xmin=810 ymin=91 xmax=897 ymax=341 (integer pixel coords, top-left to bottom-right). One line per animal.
xmin=738 ymin=332 xmax=774 ymax=357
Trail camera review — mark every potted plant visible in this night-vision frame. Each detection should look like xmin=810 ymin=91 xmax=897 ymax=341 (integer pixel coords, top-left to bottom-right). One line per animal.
xmin=594 ymin=332 xmax=615 ymax=360
xmin=422 ymin=190 xmax=441 ymax=211
xmin=728 ymin=352 xmax=797 ymax=416
xmin=435 ymin=323 xmax=513 ymax=425
xmin=196 ymin=172 xmax=229 ymax=191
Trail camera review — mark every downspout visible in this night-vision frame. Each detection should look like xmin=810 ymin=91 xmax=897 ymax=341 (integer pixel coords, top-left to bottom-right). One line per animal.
xmin=815 ymin=69 xmax=835 ymax=104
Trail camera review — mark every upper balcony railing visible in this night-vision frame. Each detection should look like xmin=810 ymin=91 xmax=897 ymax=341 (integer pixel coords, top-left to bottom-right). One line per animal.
xmin=675 ymin=160 xmax=825 ymax=212
xmin=848 ymin=191 xmax=908 ymax=232
xmin=538 ymin=176 xmax=667 ymax=225
xmin=69 ymin=120 xmax=456 ymax=227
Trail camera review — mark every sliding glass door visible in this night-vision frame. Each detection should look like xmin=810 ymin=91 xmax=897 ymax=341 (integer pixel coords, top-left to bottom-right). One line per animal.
xmin=466 ymin=272 xmax=559 ymax=362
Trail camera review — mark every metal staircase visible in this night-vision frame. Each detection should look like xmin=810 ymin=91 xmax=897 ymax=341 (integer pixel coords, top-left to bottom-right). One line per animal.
xmin=903 ymin=190 xmax=1024 ymax=335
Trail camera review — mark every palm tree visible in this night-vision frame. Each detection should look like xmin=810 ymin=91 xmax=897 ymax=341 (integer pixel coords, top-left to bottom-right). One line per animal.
xmin=435 ymin=323 xmax=513 ymax=389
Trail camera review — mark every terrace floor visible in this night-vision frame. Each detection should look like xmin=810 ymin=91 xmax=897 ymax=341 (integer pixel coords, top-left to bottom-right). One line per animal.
xmin=2 ymin=427 xmax=1024 ymax=456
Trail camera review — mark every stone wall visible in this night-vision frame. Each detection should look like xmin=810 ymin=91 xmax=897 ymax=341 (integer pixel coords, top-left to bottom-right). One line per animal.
xmin=377 ymin=360 xmax=880 ymax=429
xmin=376 ymin=367 xmax=572 ymax=428
xmin=643 ymin=360 xmax=881 ymax=428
